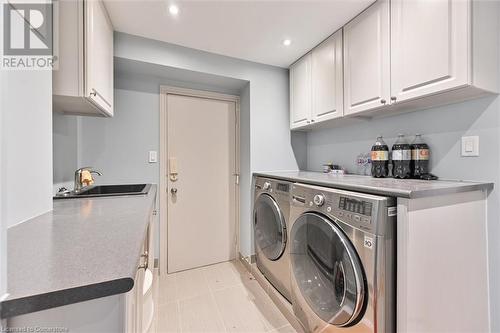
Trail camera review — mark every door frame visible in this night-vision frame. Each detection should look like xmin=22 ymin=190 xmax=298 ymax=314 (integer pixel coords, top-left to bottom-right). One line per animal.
xmin=159 ymin=85 xmax=241 ymax=275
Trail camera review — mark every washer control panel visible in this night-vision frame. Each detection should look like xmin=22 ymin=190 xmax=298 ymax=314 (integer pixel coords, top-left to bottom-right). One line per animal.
xmin=339 ymin=197 xmax=372 ymax=216
xmin=255 ymin=177 xmax=292 ymax=201
xmin=290 ymin=183 xmax=397 ymax=235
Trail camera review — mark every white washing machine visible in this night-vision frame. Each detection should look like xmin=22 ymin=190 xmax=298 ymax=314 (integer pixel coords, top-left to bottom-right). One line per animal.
xmin=253 ymin=177 xmax=292 ymax=302
xmin=289 ymin=183 xmax=396 ymax=333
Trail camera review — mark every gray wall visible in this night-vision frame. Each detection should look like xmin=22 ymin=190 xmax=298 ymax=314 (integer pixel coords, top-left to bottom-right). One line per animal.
xmin=113 ymin=32 xmax=300 ymax=170
xmin=111 ymin=32 xmax=304 ymax=257
xmin=2 ymin=70 xmax=53 ymax=227
xmin=54 ymin=68 xmax=250 ymax=256
xmin=53 ymin=31 xmax=305 ymax=259
xmin=306 ymin=96 xmax=500 ymax=331
xmin=53 ymin=112 xmax=80 ymax=191
xmin=93 ymin=33 xmax=302 ymax=258
xmin=1 ymin=67 xmax=53 ymax=300
xmin=52 ymin=40 xmax=295 ymax=259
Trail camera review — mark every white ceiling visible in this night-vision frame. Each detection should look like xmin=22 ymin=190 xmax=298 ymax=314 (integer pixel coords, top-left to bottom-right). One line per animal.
xmin=103 ymin=0 xmax=374 ymax=68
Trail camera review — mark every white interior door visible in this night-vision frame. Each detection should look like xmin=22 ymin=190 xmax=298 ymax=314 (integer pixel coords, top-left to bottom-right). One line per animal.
xmin=166 ymin=94 xmax=237 ymax=273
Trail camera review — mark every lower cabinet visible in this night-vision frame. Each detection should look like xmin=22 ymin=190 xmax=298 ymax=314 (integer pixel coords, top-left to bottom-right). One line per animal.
xmin=126 ymin=215 xmax=156 ymax=333
xmin=397 ymin=190 xmax=490 ymax=332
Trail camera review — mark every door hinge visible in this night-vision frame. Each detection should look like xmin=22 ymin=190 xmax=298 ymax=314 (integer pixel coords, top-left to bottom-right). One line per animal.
xmin=234 ymin=173 xmax=240 ymax=185
xmin=388 ymin=207 xmax=397 ymax=216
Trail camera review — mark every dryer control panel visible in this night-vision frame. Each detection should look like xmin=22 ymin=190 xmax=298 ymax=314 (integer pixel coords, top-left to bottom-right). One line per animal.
xmin=339 ymin=197 xmax=373 ymax=216
xmin=291 ymin=183 xmax=395 ymax=236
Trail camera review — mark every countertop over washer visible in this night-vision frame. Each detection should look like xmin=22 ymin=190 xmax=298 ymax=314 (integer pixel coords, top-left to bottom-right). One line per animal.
xmin=254 ymin=171 xmax=493 ymax=198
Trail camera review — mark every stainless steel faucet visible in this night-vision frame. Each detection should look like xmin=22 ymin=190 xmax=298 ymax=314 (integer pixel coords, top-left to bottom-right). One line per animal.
xmin=74 ymin=167 xmax=102 ymax=192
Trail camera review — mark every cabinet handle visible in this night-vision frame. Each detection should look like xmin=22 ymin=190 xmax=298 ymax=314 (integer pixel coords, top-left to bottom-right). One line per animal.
xmin=89 ymin=88 xmax=112 ymax=107
xmin=391 ymin=96 xmax=397 ymax=102
xmin=381 ymin=99 xmax=386 ymax=104
xmin=306 ymin=120 xmax=311 ymax=124
xmin=138 ymin=253 xmax=148 ymax=270
xmin=311 ymin=119 xmax=315 ymax=123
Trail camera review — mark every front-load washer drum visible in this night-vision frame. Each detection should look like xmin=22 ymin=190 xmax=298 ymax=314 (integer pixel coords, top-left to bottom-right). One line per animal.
xmin=291 ymin=212 xmax=366 ymax=327
xmin=254 ymin=193 xmax=287 ymax=261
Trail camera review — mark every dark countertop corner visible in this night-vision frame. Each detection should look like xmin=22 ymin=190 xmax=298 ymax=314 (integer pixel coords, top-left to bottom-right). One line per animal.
xmin=1 ymin=184 xmax=157 ymax=319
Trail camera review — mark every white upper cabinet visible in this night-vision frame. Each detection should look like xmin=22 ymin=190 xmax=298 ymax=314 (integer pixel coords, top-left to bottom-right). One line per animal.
xmin=290 ymin=53 xmax=312 ymax=129
xmin=312 ymin=30 xmax=344 ymax=122
xmin=343 ymin=0 xmax=390 ymax=116
xmin=85 ymin=0 xmax=114 ymax=115
xmin=53 ymin=0 xmax=114 ymax=117
xmin=290 ymin=0 xmax=498 ymax=130
xmin=290 ymin=30 xmax=344 ymax=130
xmin=391 ymin=0 xmax=468 ymax=102
xmin=391 ymin=0 xmax=497 ymax=103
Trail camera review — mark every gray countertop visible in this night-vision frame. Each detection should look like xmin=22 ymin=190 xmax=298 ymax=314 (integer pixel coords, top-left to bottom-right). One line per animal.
xmin=1 ymin=185 xmax=157 ymax=319
xmin=254 ymin=171 xmax=493 ymax=198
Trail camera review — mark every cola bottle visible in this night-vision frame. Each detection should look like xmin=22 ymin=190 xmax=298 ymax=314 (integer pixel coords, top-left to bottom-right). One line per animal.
xmin=411 ymin=134 xmax=430 ymax=178
xmin=392 ymin=134 xmax=412 ymax=179
xmin=371 ymin=136 xmax=389 ymax=178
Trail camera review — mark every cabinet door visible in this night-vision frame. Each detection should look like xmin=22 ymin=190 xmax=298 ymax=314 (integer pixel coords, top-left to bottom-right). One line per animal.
xmin=391 ymin=0 xmax=469 ymax=103
xmin=125 ymin=265 xmax=145 ymax=333
xmin=311 ymin=30 xmax=343 ymax=122
xmin=343 ymin=0 xmax=390 ymax=115
xmin=85 ymin=0 xmax=114 ymax=116
xmin=290 ymin=53 xmax=312 ymax=129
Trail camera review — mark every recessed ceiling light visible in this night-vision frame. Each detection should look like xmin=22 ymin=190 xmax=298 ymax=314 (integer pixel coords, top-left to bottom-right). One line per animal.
xmin=169 ymin=4 xmax=179 ymax=16
xmin=283 ymin=39 xmax=292 ymax=46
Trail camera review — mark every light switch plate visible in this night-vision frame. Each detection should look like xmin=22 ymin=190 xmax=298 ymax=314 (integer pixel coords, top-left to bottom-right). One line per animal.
xmin=149 ymin=151 xmax=158 ymax=163
xmin=461 ymin=136 xmax=479 ymax=157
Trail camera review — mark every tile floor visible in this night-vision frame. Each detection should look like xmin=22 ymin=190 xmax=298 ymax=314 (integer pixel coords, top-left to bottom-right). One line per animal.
xmin=153 ymin=260 xmax=296 ymax=333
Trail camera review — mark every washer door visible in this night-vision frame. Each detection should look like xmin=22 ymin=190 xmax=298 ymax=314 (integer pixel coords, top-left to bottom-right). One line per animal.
xmin=291 ymin=212 xmax=366 ymax=326
xmin=254 ymin=193 xmax=287 ymax=261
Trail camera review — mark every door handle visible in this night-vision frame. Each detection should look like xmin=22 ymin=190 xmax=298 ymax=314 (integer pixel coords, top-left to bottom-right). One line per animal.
xmin=169 ymin=157 xmax=178 ymax=181
xmin=171 ymin=188 xmax=178 ymax=195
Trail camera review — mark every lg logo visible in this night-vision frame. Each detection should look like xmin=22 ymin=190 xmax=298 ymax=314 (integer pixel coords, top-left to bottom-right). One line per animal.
xmin=3 ymin=3 xmax=53 ymax=56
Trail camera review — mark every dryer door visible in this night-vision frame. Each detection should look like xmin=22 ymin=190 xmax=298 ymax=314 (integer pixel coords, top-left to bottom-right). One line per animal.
xmin=254 ymin=193 xmax=287 ymax=261
xmin=291 ymin=212 xmax=366 ymax=326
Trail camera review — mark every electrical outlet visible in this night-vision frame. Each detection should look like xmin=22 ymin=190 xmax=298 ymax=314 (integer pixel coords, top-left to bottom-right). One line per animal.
xmin=461 ymin=136 xmax=479 ymax=157
xmin=149 ymin=151 xmax=158 ymax=163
